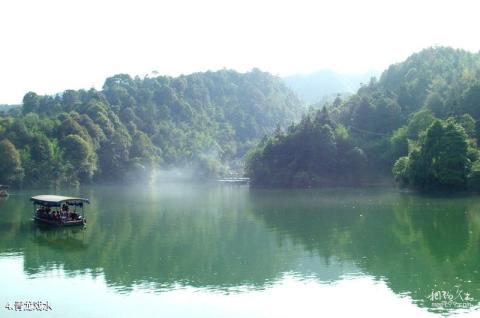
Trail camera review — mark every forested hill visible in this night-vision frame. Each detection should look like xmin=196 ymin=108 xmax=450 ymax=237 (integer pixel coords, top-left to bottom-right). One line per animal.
xmin=247 ymin=47 xmax=480 ymax=191
xmin=0 ymin=69 xmax=302 ymax=187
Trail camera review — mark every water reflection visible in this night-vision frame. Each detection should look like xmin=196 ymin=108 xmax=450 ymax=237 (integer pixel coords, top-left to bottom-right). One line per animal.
xmin=249 ymin=189 xmax=480 ymax=314
xmin=0 ymin=185 xmax=478 ymax=315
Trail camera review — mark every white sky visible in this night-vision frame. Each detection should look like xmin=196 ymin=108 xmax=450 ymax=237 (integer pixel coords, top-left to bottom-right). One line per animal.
xmin=0 ymin=0 xmax=479 ymax=104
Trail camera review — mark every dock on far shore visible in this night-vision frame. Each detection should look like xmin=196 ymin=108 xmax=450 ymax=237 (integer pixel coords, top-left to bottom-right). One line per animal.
xmin=217 ymin=177 xmax=250 ymax=184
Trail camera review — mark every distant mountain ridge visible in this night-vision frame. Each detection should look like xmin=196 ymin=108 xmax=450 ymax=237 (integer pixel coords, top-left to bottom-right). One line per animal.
xmin=283 ymin=69 xmax=378 ymax=104
xmin=0 ymin=104 xmax=20 ymax=112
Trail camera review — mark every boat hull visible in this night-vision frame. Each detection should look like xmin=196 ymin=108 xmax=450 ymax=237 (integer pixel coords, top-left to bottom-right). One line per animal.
xmin=34 ymin=216 xmax=86 ymax=227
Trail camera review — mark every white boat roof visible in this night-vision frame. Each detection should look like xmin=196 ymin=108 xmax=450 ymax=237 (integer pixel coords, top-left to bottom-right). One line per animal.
xmin=30 ymin=195 xmax=90 ymax=204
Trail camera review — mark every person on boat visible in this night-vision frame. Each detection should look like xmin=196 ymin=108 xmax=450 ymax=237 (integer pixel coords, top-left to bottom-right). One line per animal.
xmin=38 ymin=207 xmax=47 ymax=217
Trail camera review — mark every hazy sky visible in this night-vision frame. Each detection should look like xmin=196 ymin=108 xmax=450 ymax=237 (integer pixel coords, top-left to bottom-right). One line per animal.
xmin=0 ymin=0 xmax=479 ymax=104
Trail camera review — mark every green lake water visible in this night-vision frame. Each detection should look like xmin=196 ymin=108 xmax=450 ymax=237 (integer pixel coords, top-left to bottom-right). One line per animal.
xmin=0 ymin=184 xmax=479 ymax=317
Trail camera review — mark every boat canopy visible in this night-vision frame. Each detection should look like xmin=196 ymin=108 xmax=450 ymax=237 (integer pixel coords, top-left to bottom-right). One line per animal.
xmin=30 ymin=195 xmax=90 ymax=207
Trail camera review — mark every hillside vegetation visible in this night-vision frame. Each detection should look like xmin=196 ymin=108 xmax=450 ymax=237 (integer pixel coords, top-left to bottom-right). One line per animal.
xmin=0 ymin=69 xmax=302 ymax=187
xmin=247 ymin=47 xmax=480 ymax=191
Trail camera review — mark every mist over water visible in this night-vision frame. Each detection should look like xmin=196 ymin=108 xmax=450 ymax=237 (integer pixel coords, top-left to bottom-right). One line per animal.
xmin=151 ymin=167 xmax=197 ymax=183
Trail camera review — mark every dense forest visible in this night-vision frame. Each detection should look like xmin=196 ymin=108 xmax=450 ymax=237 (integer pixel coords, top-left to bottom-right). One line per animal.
xmin=247 ymin=47 xmax=480 ymax=191
xmin=0 ymin=69 xmax=302 ymax=187
xmin=3 ymin=47 xmax=480 ymax=191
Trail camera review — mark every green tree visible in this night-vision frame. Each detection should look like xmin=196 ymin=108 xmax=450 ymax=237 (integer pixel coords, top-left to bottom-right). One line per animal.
xmin=62 ymin=134 xmax=97 ymax=183
xmin=467 ymin=160 xmax=480 ymax=192
xmin=392 ymin=156 xmax=409 ymax=187
xmin=22 ymin=92 xmax=40 ymax=114
xmin=456 ymin=113 xmax=476 ymax=138
xmin=425 ymin=92 xmax=445 ymax=117
xmin=399 ymin=120 xmax=469 ymax=190
xmin=0 ymin=139 xmax=24 ymax=185
xmin=390 ymin=126 xmax=408 ymax=160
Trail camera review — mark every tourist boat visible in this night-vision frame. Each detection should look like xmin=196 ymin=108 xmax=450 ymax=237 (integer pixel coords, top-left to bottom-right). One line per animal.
xmin=0 ymin=185 xmax=9 ymax=197
xmin=31 ymin=195 xmax=89 ymax=227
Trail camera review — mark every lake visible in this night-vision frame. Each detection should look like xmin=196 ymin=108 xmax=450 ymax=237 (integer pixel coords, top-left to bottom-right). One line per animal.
xmin=0 ymin=184 xmax=479 ymax=317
